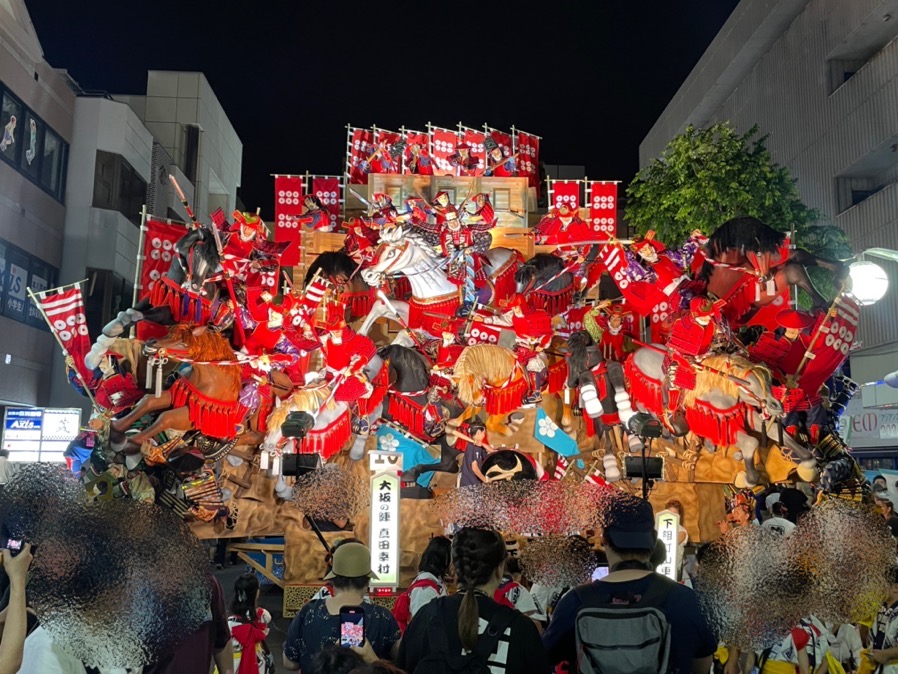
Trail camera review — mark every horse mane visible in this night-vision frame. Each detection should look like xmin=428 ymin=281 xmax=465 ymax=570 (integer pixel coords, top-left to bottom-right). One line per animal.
xmin=453 ymin=344 xmax=516 ymax=405
xmin=684 ymin=353 xmax=773 ymax=409
xmin=567 ymin=330 xmax=596 ymax=383
xmin=514 ymin=253 xmax=569 ymax=291
xmin=305 ymin=251 xmax=356 ymax=285
xmin=377 ymin=345 xmax=430 ymax=392
xmin=266 ymin=384 xmax=332 ymax=432
xmin=707 ymin=216 xmax=786 ymax=258
xmin=166 ymin=324 xmax=236 ymax=363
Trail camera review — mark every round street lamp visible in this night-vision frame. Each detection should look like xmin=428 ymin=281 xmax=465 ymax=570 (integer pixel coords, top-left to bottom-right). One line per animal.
xmin=849 ymin=259 xmax=889 ymax=306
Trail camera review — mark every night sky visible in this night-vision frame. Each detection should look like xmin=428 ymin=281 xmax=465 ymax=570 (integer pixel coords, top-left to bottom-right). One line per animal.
xmin=28 ymin=1 xmax=739 ymax=216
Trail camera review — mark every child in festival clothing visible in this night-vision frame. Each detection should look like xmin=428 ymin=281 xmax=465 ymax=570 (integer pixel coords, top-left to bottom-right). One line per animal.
xmin=228 ymin=573 xmax=272 ymax=674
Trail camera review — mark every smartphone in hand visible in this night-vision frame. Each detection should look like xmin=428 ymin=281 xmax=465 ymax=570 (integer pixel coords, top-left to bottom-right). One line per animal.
xmin=339 ymin=605 xmax=365 ymax=648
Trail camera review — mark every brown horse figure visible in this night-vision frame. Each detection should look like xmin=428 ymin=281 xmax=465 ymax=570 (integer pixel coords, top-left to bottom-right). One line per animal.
xmin=110 ymin=324 xmax=242 ymax=453
xmin=451 ymin=344 xmax=527 ymax=436
xmin=702 ymin=216 xmax=848 ymax=322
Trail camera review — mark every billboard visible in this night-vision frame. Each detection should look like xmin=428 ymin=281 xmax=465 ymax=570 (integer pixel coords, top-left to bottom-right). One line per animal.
xmin=2 ymin=407 xmax=82 ymax=463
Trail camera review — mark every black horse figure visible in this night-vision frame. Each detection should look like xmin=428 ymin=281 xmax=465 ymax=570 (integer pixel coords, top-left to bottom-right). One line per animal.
xmin=515 ymin=249 xmax=601 ymax=314
xmin=565 ymin=330 xmax=643 ymax=449
xmin=701 ymin=216 xmax=849 ymax=315
xmin=304 ymin=250 xmax=357 ymax=288
xmin=101 ymin=226 xmax=224 ymax=337
xmin=377 ymin=344 xmax=459 ymax=494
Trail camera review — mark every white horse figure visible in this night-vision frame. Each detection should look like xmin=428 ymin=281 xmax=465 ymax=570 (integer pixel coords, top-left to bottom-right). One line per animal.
xmin=358 ymin=225 xmax=518 ymax=336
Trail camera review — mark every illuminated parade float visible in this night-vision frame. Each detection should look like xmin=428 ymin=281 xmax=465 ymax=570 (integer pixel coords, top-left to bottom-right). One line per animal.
xmin=30 ymin=123 xmax=870 ymax=614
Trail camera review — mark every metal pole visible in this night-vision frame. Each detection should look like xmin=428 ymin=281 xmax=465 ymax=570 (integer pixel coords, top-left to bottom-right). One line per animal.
xmin=130 ymin=204 xmax=148 ymax=339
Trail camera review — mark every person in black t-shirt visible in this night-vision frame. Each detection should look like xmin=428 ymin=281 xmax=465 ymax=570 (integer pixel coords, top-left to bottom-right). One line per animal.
xmin=398 ymin=527 xmax=551 ymax=674
xmin=542 ymin=495 xmax=717 ymax=674
xmin=284 ymin=543 xmax=400 ymax=672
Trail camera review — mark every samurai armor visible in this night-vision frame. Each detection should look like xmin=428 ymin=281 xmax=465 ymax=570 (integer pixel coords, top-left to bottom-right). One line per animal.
xmin=333 ymin=374 xmax=372 ymax=403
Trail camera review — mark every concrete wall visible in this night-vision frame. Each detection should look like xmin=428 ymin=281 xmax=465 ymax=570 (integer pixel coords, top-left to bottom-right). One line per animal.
xmin=0 ymin=0 xmax=74 ymax=406
xmin=141 ymin=71 xmax=242 ymax=220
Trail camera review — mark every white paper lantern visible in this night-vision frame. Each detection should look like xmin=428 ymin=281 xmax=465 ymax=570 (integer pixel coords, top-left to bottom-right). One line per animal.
xmin=849 ymin=260 xmax=889 ymax=306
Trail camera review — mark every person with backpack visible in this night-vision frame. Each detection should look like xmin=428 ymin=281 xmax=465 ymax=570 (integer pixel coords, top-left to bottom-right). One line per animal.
xmin=397 ymin=527 xmax=551 ymax=674
xmin=393 ymin=536 xmax=451 ymax=633
xmin=542 ymin=495 xmax=716 ymax=674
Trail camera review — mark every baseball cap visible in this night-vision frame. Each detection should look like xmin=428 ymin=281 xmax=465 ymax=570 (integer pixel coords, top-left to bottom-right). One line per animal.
xmin=604 ymin=496 xmax=656 ymax=551
xmin=323 ymin=542 xmax=379 ymax=580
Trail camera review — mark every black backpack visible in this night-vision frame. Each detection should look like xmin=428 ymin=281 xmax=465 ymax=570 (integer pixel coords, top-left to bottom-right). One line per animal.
xmin=573 ymin=573 xmax=675 ymax=674
xmin=412 ymin=596 xmax=518 ymax=674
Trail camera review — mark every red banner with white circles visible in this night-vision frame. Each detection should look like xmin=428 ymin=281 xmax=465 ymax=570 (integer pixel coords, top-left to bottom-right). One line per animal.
xmin=798 ymin=295 xmax=860 ymax=395
xmin=311 ymin=176 xmax=342 ymax=232
xmin=551 ymin=180 xmax=581 ymax=212
xmin=587 ymin=182 xmax=618 ymax=237
xmin=463 ymin=128 xmax=487 ymax=174
xmin=274 ymin=175 xmax=305 ymax=266
xmin=487 ymin=130 xmax=513 ymax=157
xmin=348 ymin=127 xmax=375 ymax=185
xmin=431 ymin=128 xmax=458 ymax=176
xmin=516 ymin=131 xmax=540 ymax=194
xmin=141 ymin=218 xmax=185 ymax=301
xmin=465 ymin=321 xmax=503 ymax=346
xmin=38 ymin=285 xmax=93 ymax=384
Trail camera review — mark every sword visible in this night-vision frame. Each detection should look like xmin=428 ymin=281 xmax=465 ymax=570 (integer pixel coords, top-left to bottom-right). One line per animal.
xmin=350 ymin=188 xmax=373 ymax=212
xmin=376 ymin=289 xmax=432 ymax=362
xmin=532 ymin=260 xmax=583 ymax=293
xmin=630 ymin=338 xmax=752 ymax=388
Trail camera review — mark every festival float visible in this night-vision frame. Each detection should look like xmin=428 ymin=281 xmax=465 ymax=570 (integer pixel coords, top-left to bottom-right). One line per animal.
xmin=30 ymin=122 xmax=868 ymax=615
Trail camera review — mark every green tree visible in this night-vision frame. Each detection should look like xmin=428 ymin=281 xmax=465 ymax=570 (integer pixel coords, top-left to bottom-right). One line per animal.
xmin=626 ymin=122 xmax=851 ymax=263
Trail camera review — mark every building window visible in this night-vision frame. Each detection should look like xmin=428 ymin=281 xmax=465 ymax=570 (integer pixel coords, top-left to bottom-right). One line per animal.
xmin=92 ymin=150 xmax=148 ymax=226
xmin=835 ymin=138 xmax=898 ymax=212
xmin=18 ymin=112 xmax=42 ymax=181
xmin=827 ymin=27 xmax=898 ymax=95
xmin=0 ymin=83 xmax=68 ymax=203
xmin=0 ymin=237 xmax=56 ymax=330
xmin=0 ymin=91 xmax=22 ymax=165
xmin=85 ymin=268 xmax=132 ymax=340
xmin=492 ymin=188 xmax=511 ymax=211
xmin=41 ymin=130 xmax=65 ymax=196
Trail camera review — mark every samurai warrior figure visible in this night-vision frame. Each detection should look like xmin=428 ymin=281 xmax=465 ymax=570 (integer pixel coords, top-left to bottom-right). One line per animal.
xmin=405 ymin=142 xmax=434 ymax=175
xmin=662 ymin=296 xmax=725 ymax=432
xmin=295 ymin=194 xmax=334 ymax=232
xmin=507 ymin=294 xmax=553 ymax=405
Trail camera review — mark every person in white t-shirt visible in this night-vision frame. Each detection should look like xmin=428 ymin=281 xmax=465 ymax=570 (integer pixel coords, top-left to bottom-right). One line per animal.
xmin=493 ymin=557 xmax=542 ymax=632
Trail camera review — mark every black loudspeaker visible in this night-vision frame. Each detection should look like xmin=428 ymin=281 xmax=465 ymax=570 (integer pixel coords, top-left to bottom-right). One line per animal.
xmin=624 ymin=456 xmax=665 ymax=480
xmin=282 ymin=453 xmax=322 ymax=477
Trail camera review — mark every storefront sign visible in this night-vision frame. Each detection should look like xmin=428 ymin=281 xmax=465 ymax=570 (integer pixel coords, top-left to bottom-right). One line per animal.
xmin=840 ymin=398 xmax=898 ymax=446
xmin=369 ymin=451 xmax=401 ymax=590
xmin=655 ymin=509 xmax=680 ymax=581
xmin=2 ymin=407 xmax=81 ymax=462
xmin=370 ymin=472 xmax=400 ymax=589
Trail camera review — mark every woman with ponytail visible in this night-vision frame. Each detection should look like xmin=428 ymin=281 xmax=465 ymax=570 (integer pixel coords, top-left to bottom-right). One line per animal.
xmin=228 ymin=573 xmax=273 ymax=674
xmin=397 ymin=528 xmax=551 ymax=673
